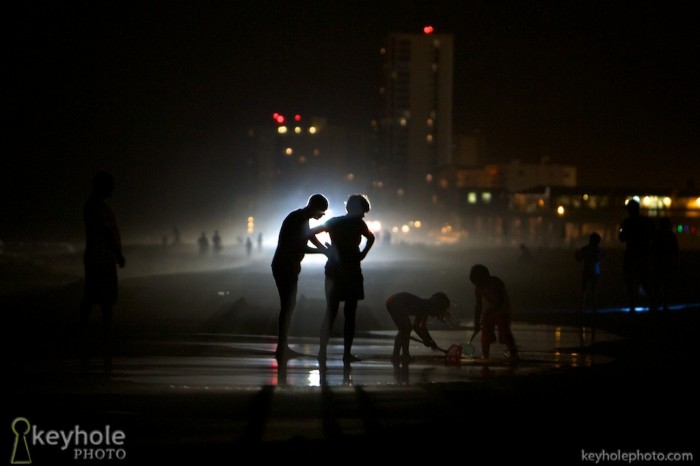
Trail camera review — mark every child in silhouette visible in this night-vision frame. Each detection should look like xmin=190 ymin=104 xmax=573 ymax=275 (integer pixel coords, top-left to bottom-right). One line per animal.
xmin=386 ymin=292 xmax=451 ymax=365
xmin=469 ymin=264 xmax=518 ymax=361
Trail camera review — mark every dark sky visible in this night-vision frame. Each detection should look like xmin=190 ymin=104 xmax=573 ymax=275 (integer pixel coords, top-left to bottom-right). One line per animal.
xmin=4 ymin=1 xmax=699 ymax=242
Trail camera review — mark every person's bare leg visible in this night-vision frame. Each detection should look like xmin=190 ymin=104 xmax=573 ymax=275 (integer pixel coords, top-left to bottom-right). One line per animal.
xmin=343 ymin=300 xmax=359 ymax=362
xmin=319 ymin=300 xmax=339 ymax=361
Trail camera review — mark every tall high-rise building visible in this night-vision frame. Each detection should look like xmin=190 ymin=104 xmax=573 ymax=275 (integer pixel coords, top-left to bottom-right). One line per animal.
xmin=377 ymin=28 xmax=454 ymax=211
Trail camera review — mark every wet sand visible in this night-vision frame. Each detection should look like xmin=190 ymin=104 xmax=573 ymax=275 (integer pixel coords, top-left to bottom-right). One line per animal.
xmin=2 ymin=244 xmax=698 ymax=462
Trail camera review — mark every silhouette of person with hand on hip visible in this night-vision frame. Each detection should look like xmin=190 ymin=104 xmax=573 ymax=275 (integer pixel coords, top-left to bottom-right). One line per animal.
xmin=314 ymin=194 xmax=375 ymax=364
xmin=271 ymin=194 xmax=329 ymax=361
xmin=80 ymin=171 xmax=125 ymax=373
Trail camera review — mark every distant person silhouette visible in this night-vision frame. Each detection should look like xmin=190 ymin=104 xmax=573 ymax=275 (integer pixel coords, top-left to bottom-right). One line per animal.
xmin=245 ymin=236 xmax=253 ymax=257
xmin=618 ymin=199 xmax=656 ymax=313
xmin=383 ymin=229 xmax=392 ymax=246
xmin=79 ymin=171 xmax=125 ymax=372
xmin=198 ymin=232 xmax=210 ymax=255
xmin=212 ymin=230 xmax=222 ymax=253
xmin=469 ymin=264 xmax=518 ymax=361
xmin=386 ymin=292 xmax=451 ymax=366
xmin=257 ymin=232 xmax=263 ymax=251
xmin=315 ymin=194 xmax=375 ymax=364
xmin=652 ymin=217 xmax=679 ymax=311
xmin=575 ymin=232 xmax=605 ymax=315
xmin=172 ymin=226 xmax=181 ymax=246
xmin=271 ymin=194 xmax=329 ymax=361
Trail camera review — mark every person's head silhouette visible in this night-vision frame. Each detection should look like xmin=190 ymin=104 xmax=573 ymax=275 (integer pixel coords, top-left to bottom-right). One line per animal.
xmin=625 ymin=199 xmax=640 ymax=216
xmin=306 ymin=194 xmax=329 ymax=219
xmin=345 ymin=194 xmax=370 ymax=217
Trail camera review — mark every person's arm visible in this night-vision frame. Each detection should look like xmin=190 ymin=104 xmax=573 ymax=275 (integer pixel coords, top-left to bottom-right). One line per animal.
xmin=104 ymin=206 xmax=125 ymax=268
xmin=413 ymin=313 xmax=437 ymax=350
xmin=491 ymin=280 xmax=509 ymax=315
xmin=618 ymin=220 xmax=627 ymax=242
xmin=359 ymin=224 xmax=375 ymax=260
xmin=305 ymin=224 xmax=328 ymax=254
xmin=473 ymin=288 xmax=483 ymax=333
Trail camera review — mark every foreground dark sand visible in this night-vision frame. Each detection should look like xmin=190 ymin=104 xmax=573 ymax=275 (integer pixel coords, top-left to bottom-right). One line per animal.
xmin=2 ymin=243 xmax=699 ymax=462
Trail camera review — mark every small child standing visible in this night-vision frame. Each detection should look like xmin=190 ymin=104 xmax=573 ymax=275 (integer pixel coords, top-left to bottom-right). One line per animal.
xmin=575 ymin=232 xmax=605 ymax=314
xmin=386 ymin=292 xmax=451 ymax=366
xmin=468 ymin=264 xmax=518 ymax=361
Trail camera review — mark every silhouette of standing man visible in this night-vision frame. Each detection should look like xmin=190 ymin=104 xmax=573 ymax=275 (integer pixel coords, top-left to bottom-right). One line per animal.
xmin=80 ymin=171 xmax=125 ymax=372
xmin=618 ymin=199 xmax=656 ymax=313
xmin=271 ymin=194 xmax=329 ymax=361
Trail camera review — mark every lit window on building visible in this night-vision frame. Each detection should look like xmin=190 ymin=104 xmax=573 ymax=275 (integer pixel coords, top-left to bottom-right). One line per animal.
xmin=482 ymin=192 xmax=492 ymax=204
xmin=468 ymin=192 xmax=477 ymax=204
xmin=641 ymin=195 xmax=671 ymax=210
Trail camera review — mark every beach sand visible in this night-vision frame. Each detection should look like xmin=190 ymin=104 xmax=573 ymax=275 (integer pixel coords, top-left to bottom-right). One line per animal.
xmin=2 ymin=243 xmax=698 ymax=462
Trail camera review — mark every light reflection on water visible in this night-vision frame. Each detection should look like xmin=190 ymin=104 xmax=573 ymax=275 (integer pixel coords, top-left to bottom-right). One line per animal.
xmin=91 ymin=322 xmax=621 ymax=390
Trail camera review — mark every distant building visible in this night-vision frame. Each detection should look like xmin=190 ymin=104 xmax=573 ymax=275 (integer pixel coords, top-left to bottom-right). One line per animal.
xmin=450 ymin=158 xmax=577 ymax=193
xmin=376 ymin=29 xmax=454 ymax=213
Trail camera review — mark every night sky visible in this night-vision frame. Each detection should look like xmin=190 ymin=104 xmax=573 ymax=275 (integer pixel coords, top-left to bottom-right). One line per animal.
xmin=5 ymin=1 xmax=699 ymax=242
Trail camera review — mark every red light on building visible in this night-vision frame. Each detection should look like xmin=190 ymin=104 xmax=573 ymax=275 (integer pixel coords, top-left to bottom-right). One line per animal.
xmin=423 ymin=25 xmax=434 ymax=34
xmin=294 ymin=114 xmax=302 ymax=122
xmin=273 ymin=113 xmax=285 ymax=124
